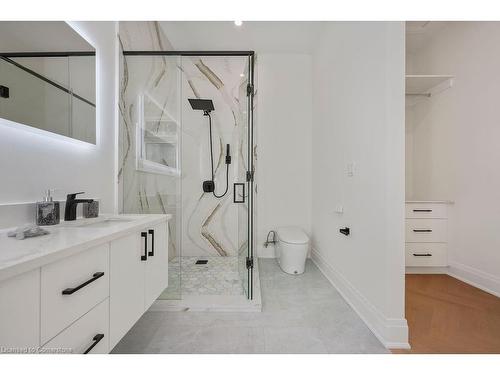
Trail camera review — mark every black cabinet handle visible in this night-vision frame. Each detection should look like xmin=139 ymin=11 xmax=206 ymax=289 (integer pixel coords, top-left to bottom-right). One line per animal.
xmin=148 ymin=229 xmax=155 ymax=257
xmin=413 ymin=253 xmax=432 ymax=257
xmin=141 ymin=232 xmax=148 ymax=261
xmin=413 ymin=209 xmax=432 ymax=212
xmin=339 ymin=227 xmax=350 ymax=236
xmin=62 ymin=272 xmax=104 ymax=295
xmin=413 ymin=229 xmax=432 ymax=232
xmin=83 ymin=333 xmax=104 ymax=354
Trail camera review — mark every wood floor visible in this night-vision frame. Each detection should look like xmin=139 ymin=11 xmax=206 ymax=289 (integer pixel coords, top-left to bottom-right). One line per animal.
xmin=393 ymin=274 xmax=500 ymax=354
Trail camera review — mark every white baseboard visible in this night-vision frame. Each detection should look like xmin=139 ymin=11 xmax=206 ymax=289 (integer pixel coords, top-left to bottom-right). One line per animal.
xmin=311 ymin=249 xmax=409 ymax=349
xmin=448 ymin=261 xmax=500 ymax=298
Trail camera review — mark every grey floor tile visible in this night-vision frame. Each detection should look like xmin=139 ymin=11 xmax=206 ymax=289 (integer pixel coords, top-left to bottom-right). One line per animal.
xmin=112 ymin=259 xmax=388 ymax=354
xmin=263 ymin=326 xmax=328 ymax=354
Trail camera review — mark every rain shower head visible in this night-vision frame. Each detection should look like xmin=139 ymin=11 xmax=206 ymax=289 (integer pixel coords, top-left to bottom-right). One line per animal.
xmin=188 ymin=98 xmax=214 ymax=113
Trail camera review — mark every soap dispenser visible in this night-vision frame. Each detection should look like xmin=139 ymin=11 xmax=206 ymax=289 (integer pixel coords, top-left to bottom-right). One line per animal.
xmin=36 ymin=189 xmax=60 ymax=226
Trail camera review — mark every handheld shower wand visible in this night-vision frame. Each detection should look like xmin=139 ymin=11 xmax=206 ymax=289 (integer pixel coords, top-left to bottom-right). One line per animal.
xmin=213 ymin=143 xmax=231 ymax=198
xmin=188 ymin=98 xmax=232 ymax=198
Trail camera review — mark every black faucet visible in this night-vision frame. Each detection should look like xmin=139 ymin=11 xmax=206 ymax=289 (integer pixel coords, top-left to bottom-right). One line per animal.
xmin=64 ymin=192 xmax=94 ymax=221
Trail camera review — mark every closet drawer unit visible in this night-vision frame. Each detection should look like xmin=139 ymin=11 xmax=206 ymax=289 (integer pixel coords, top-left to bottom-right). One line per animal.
xmin=406 ymin=203 xmax=447 ymax=219
xmin=406 ymin=219 xmax=447 ymax=243
xmin=41 ymin=244 xmax=109 ymax=344
xmin=405 ymin=243 xmax=447 ymax=267
xmin=41 ymin=298 xmax=109 ymax=354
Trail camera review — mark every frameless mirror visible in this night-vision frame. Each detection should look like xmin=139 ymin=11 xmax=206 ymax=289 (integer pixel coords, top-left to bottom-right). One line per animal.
xmin=0 ymin=22 xmax=96 ymax=144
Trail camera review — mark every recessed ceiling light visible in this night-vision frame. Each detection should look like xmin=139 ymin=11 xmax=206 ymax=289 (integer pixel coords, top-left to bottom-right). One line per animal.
xmin=234 ymin=20 xmax=243 ymax=26
xmin=240 ymin=73 xmax=245 ymax=77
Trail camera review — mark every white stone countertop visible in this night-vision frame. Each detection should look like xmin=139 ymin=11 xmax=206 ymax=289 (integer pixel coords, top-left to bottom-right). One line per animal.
xmin=0 ymin=214 xmax=171 ymax=282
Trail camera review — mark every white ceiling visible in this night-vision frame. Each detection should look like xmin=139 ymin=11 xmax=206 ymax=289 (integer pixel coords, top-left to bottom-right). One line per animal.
xmin=160 ymin=21 xmax=324 ymax=54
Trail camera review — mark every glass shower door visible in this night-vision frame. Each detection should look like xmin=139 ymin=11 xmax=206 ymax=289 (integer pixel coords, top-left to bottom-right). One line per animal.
xmin=237 ymin=82 xmax=250 ymax=297
xmin=120 ymin=54 xmax=182 ymax=300
xmin=237 ymin=55 xmax=254 ymax=299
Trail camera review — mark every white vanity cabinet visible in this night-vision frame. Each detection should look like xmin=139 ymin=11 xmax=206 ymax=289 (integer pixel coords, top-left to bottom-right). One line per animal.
xmin=144 ymin=221 xmax=169 ymax=308
xmin=0 ymin=269 xmax=40 ymax=351
xmin=41 ymin=243 xmax=110 ymax=344
xmin=0 ymin=215 xmax=169 ymax=354
xmin=109 ymin=221 xmax=168 ymax=349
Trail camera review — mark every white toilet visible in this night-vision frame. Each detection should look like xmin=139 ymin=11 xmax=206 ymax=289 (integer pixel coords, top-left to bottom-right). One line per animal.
xmin=275 ymin=226 xmax=310 ymax=275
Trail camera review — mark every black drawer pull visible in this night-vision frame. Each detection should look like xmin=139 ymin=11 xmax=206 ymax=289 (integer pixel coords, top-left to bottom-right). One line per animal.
xmin=83 ymin=333 xmax=104 ymax=354
xmin=413 ymin=253 xmax=432 ymax=257
xmin=148 ymin=229 xmax=155 ymax=257
xmin=413 ymin=209 xmax=432 ymax=212
xmin=413 ymin=229 xmax=432 ymax=232
xmin=141 ymin=231 xmax=148 ymax=261
xmin=62 ymin=272 xmax=105 ymax=295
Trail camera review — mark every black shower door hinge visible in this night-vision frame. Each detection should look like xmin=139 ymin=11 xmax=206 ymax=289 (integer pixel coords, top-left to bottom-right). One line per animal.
xmin=246 ymin=257 xmax=254 ymax=269
xmin=246 ymin=170 xmax=254 ymax=182
xmin=246 ymin=83 xmax=254 ymax=97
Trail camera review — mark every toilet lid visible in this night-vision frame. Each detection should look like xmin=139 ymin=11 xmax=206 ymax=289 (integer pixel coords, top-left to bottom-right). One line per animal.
xmin=277 ymin=227 xmax=309 ymax=244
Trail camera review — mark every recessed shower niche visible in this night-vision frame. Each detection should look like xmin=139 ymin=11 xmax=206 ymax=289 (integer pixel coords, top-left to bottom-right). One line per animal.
xmin=118 ymin=50 xmax=257 ymax=308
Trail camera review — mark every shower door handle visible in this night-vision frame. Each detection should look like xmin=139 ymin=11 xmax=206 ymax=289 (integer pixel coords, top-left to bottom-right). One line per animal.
xmin=234 ymin=183 xmax=245 ymax=203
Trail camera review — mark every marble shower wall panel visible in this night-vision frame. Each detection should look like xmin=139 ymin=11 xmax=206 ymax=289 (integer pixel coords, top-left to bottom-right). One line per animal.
xmin=121 ymin=56 xmax=181 ymax=259
xmin=181 ymin=56 xmax=248 ymax=257
xmin=118 ymin=22 xmax=181 ymax=260
xmin=117 ymin=21 xmax=257 ymax=261
xmin=119 ymin=21 xmax=174 ymax=51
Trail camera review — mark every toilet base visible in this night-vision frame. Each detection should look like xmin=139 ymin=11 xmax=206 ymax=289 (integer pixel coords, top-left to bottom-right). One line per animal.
xmin=278 ymin=258 xmax=305 ymax=275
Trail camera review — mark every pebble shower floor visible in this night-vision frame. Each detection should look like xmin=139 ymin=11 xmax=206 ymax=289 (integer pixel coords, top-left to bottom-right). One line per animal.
xmin=159 ymin=256 xmax=244 ymax=299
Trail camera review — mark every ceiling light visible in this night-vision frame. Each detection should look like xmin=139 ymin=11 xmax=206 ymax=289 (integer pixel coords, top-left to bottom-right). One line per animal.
xmin=234 ymin=20 xmax=243 ymax=26
xmin=240 ymin=73 xmax=245 ymax=77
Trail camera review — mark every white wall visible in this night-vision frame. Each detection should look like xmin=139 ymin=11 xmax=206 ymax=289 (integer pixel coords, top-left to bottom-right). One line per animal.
xmin=407 ymin=22 xmax=500 ymax=296
xmin=0 ymin=21 xmax=117 ymax=226
xmin=311 ymin=22 xmax=408 ymax=348
xmin=256 ymin=53 xmax=312 ymax=257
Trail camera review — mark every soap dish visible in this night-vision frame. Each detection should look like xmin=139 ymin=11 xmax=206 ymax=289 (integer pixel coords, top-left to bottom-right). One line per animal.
xmin=83 ymin=201 xmax=99 ymax=218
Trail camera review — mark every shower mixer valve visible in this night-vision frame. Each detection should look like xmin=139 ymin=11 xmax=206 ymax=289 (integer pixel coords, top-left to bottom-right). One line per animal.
xmin=203 ymin=180 xmax=215 ymax=193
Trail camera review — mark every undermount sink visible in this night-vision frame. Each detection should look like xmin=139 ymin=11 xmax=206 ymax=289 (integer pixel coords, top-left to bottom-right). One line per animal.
xmin=61 ymin=217 xmax=135 ymax=228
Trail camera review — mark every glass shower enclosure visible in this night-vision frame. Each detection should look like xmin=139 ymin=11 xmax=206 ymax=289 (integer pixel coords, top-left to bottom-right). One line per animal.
xmin=119 ymin=51 xmax=255 ymax=301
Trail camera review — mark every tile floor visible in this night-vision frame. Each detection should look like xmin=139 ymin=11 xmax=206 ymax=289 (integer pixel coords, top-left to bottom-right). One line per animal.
xmin=159 ymin=256 xmax=243 ymax=299
xmin=112 ymin=259 xmax=388 ymax=354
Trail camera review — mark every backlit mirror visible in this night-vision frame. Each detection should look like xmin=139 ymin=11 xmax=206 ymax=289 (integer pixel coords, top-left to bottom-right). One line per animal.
xmin=0 ymin=22 xmax=96 ymax=144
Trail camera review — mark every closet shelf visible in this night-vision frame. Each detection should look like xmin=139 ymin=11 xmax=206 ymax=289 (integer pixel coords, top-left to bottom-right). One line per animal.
xmin=405 ymin=75 xmax=454 ymax=97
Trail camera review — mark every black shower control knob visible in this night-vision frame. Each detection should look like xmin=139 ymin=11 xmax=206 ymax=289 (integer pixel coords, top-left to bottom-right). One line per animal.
xmin=203 ymin=180 xmax=215 ymax=193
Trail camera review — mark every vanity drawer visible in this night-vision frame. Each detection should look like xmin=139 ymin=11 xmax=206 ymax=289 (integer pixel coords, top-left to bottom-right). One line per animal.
xmin=0 ymin=269 xmax=40 ymax=349
xmin=405 ymin=243 xmax=447 ymax=267
xmin=41 ymin=244 xmax=109 ymax=344
xmin=42 ymin=298 xmax=109 ymax=354
xmin=405 ymin=219 xmax=447 ymax=243
xmin=406 ymin=203 xmax=447 ymax=219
